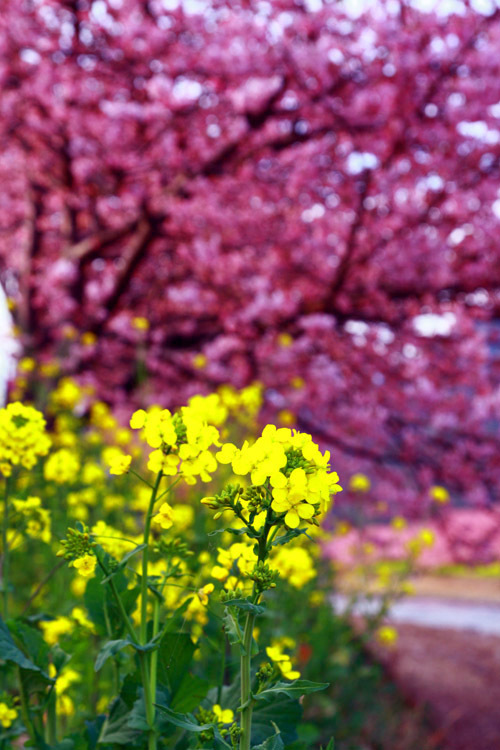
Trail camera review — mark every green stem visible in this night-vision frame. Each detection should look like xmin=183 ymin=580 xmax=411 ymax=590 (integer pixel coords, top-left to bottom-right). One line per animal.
xmin=97 ymin=555 xmax=156 ymax=749
xmin=140 ymin=471 xmax=163 ymax=644
xmin=46 ymin=688 xmax=57 ymax=745
xmin=17 ymin=665 xmax=37 ymax=744
xmin=239 ymin=519 xmax=272 ymax=750
xmin=96 ymin=554 xmax=138 ymax=644
xmin=138 ymin=652 xmax=156 ymax=750
xmin=149 ymin=592 xmax=161 ymax=702
xmin=239 ymin=610 xmax=256 ymax=750
xmin=139 ymin=471 xmax=163 ymax=750
xmin=2 ymin=477 xmax=11 ymax=619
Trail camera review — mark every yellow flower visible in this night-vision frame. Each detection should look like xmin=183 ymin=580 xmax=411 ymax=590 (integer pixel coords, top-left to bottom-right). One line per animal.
xmin=266 ymin=646 xmax=300 ymax=680
xmin=212 ymin=704 xmax=234 ymax=724
xmin=197 ymin=583 xmax=214 ymax=605
xmin=40 ymin=616 xmax=73 ymax=645
xmin=430 ymin=485 xmax=450 ymax=503
xmin=154 ymin=502 xmax=175 ymax=530
xmin=130 ymin=409 xmax=147 ymax=429
xmin=171 ymin=504 xmax=194 ymax=531
xmin=419 ymin=528 xmax=435 ymax=547
xmin=278 ymin=332 xmax=293 ymax=347
xmin=106 ymin=450 xmax=132 ymax=475
xmin=375 ymin=625 xmax=398 ymax=646
xmin=349 ymin=473 xmax=371 ymax=492
xmin=51 ymin=378 xmax=82 ymax=410
xmin=19 ymin=357 xmax=36 ymax=373
xmin=271 ymin=469 xmax=315 ymax=529
xmin=270 ymin=546 xmax=316 ymax=588
xmin=278 ymin=410 xmax=295 ymax=426
xmin=71 ymin=607 xmax=94 ymax=631
xmin=391 ymin=516 xmax=407 ymax=531
xmin=73 ymin=554 xmax=97 ymax=578
xmin=0 ymin=703 xmax=18 ymax=729
xmin=132 ymin=316 xmax=149 ymax=331
xmin=81 ymin=331 xmax=97 ymax=346
xmin=44 ymin=448 xmax=80 ymax=484
xmin=0 ymin=402 xmax=51 ymax=476
xmin=192 ymin=353 xmax=207 ymax=369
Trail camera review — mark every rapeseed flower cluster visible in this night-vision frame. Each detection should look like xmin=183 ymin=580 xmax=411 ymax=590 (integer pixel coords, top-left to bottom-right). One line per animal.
xmin=208 ymin=424 xmax=342 ymax=529
xmin=12 ymin=496 xmax=51 ymax=544
xmin=266 ymin=640 xmax=300 ymax=680
xmin=0 ymin=402 xmax=51 ymax=476
xmin=0 ymin=702 xmax=17 ymax=729
xmin=44 ymin=448 xmax=80 ymax=484
xmin=128 ymin=404 xmax=220 ymax=484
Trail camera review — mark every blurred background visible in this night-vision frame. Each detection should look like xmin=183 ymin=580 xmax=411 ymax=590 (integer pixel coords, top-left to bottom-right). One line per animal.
xmin=2 ymin=0 xmax=500 ymax=747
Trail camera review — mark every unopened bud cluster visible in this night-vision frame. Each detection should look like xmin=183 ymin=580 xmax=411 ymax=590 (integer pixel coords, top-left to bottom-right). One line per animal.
xmin=155 ymin=537 xmax=193 ymax=558
xmin=257 ymin=662 xmax=273 ymax=683
xmin=201 ymin=483 xmax=242 ymax=511
xmin=57 ymin=525 xmax=95 ymax=560
xmin=250 ymin=561 xmax=279 ymax=592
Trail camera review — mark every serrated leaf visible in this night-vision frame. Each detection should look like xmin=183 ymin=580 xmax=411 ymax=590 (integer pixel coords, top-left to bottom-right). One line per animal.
xmin=154 ymin=704 xmax=212 ymax=733
xmin=208 ymin=527 xmax=260 ymax=539
xmin=252 ymin=695 xmax=301 ymax=746
xmin=270 ymin=528 xmax=312 ymax=548
xmin=171 ymin=673 xmax=209 ymax=713
xmin=256 ymin=680 xmax=329 ymax=700
xmin=94 ymin=639 xmax=131 ymax=672
xmin=223 ymin=609 xmax=243 ymax=646
xmin=95 ymin=636 xmax=159 ymax=672
xmin=98 ymin=699 xmax=140 ymax=744
xmin=157 ymin=633 xmax=196 ymax=694
xmin=252 ymin=723 xmax=284 ymax=750
xmin=0 ymin=617 xmax=43 ymax=673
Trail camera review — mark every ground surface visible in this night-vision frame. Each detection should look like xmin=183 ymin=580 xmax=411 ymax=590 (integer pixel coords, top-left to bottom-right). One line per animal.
xmin=369 ymin=575 xmax=500 ymax=750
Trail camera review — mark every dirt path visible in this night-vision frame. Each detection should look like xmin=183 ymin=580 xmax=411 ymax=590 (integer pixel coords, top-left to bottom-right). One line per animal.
xmin=378 ymin=623 xmax=500 ymax=750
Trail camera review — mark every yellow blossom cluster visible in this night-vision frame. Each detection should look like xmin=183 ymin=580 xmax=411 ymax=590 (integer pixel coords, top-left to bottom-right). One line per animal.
xmin=266 ymin=639 xmax=300 ymax=680
xmin=0 ymin=402 xmax=51 ymax=476
xmin=214 ymin=424 xmax=342 ymax=528
xmin=12 ymin=496 xmax=51 ymax=544
xmin=128 ymin=404 xmax=220 ymax=484
xmin=0 ymin=703 xmax=17 ymax=729
xmin=48 ymin=665 xmax=81 ymax=716
xmin=211 ymin=542 xmax=256 ymax=583
xmin=44 ymin=448 xmax=80 ymax=484
xmin=269 ymin=546 xmax=316 ymax=588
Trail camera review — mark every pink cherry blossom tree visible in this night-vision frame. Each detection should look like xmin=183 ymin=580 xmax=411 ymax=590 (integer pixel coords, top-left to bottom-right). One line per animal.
xmin=2 ymin=0 xmax=500 ymax=514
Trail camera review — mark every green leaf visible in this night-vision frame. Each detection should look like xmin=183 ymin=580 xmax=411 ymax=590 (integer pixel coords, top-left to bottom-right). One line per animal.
xmin=171 ymin=673 xmax=209 ymax=713
xmin=223 ymin=608 xmax=243 ymax=646
xmin=8 ymin=620 xmax=50 ymax=672
xmin=95 ymin=636 xmax=160 ymax=671
xmin=255 ymin=680 xmax=329 ymax=701
xmin=50 ymin=644 xmax=72 ymax=673
xmin=252 ymin=695 xmax=301 ymax=746
xmin=208 ymin=527 xmax=260 ymax=539
xmin=154 ymin=704 xmax=212 ymax=733
xmin=224 ymin=599 xmax=265 ymax=615
xmin=100 ymin=545 xmax=147 ymax=583
xmin=85 ymin=561 xmax=139 ymax=636
xmin=271 ymin=529 xmax=311 ymax=548
xmin=321 ymin=740 xmax=334 ymax=750
xmin=156 ymin=633 xmax=196 ymax=694
xmin=252 ymin=723 xmax=284 ymax=750
xmin=94 ymin=639 xmax=131 ymax=672
xmin=0 ymin=617 xmax=43 ymax=673
xmin=98 ymin=699 xmax=140 ymax=744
